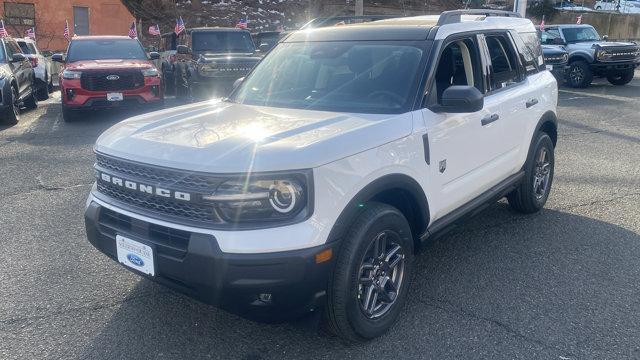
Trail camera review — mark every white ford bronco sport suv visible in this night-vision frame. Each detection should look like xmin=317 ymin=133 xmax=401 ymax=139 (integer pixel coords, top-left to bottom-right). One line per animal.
xmin=85 ymin=10 xmax=558 ymax=341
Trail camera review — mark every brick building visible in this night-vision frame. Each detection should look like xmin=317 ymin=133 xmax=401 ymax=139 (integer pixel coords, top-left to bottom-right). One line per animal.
xmin=0 ymin=0 xmax=134 ymax=52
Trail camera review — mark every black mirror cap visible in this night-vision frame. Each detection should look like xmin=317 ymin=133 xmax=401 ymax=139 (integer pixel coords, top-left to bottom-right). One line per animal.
xmin=176 ymin=45 xmax=191 ymax=55
xmin=149 ymin=51 xmax=160 ymax=60
xmin=602 ymin=35 xmax=609 ymax=41
xmin=438 ymin=86 xmax=484 ymax=113
xmin=51 ymin=53 xmax=65 ymax=63
xmin=11 ymin=53 xmax=26 ymax=63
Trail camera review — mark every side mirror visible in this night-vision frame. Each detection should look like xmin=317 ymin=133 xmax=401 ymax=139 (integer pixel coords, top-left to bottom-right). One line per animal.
xmin=176 ymin=45 xmax=191 ymax=55
xmin=51 ymin=53 xmax=65 ymax=63
xmin=149 ymin=51 xmax=160 ymax=60
xmin=11 ymin=53 xmax=26 ymax=63
xmin=552 ymin=37 xmax=566 ymax=45
xmin=233 ymin=77 xmax=244 ymax=90
xmin=602 ymin=35 xmax=609 ymax=41
xmin=436 ymin=86 xmax=484 ymax=113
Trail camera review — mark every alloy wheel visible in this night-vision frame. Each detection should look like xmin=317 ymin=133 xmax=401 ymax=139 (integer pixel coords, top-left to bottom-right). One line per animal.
xmin=357 ymin=230 xmax=406 ymax=319
xmin=570 ymin=66 xmax=584 ymax=85
xmin=533 ymin=147 xmax=551 ymax=200
xmin=11 ymin=88 xmax=19 ymax=118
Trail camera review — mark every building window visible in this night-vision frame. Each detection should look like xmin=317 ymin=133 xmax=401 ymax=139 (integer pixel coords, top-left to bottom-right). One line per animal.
xmin=73 ymin=6 xmax=90 ymax=35
xmin=3 ymin=2 xmax=36 ymax=32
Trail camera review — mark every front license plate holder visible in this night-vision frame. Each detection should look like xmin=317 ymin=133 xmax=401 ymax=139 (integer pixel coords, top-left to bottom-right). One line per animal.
xmin=116 ymin=235 xmax=155 ymax=276
xmin=107 ymin=92 xmax=124 ymax=101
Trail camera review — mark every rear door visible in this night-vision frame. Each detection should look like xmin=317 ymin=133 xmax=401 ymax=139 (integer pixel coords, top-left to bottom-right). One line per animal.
xmin=5 ymin=40 xmax=29 ymax=97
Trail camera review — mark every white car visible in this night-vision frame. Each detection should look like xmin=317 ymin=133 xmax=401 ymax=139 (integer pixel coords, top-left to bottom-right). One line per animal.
xmin=555 ymin=2 xmax=595 ymax=11
xmin=594 ymin=0 xmax=640 ymax=13
xmin=16 ymin=38 xmax=53 ymax=100
xmin=83 ymin=10 xmax=558 ymax=341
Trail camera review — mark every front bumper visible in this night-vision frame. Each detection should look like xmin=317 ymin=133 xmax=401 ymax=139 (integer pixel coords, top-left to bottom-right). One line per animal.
xmin=546 ymin=63 xmax=568 ymax=79
xmin=60 ymin=77 xmax=163 ymax=108
xmin=190 ymin=76 xmax=238 ymax=99
xmin=590 ymin=60 xmax=640 ymax=74
xmin=84 ymin=200 xmax=335 ymax=321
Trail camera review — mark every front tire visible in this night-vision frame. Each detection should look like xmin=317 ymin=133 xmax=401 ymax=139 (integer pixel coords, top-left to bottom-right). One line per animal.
xmin=567 ymin=61 xmax=593 ymax=88
xmin=606 ymin=70 xmax=634 ymax=86
xmin=37 ymin=76 xmax=50 ymax=100
xmin=1 ymin=87 xmax=20 ymax=125
xmin=508 ymin=132 xmax=555 ymax=214
xmin=24 ymin=87 xmax=38 ymax=110
xmin=323 ymin=202 xmax=414 ymax=342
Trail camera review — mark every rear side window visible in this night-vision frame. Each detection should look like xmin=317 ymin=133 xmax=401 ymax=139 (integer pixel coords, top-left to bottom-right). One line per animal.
xmin=484 ymin=34 xmax=520 ymax=91
xmin=18 ymin=41 xmax=31 ymax=54
xmin=513 ymin=32 xmax=543 ymax=75
xmin=28 ymin=43 xmax=37 ymax=54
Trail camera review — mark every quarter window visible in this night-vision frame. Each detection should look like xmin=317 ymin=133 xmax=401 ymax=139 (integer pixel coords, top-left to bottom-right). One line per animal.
xmin=514 ymin=32 xmax=543 ymax=75
xmin=485 ymin=35 xmax=520 ymax=91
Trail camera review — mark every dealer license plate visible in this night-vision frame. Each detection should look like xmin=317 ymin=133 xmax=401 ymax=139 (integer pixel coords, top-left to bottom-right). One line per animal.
xmin=116 ymin=235 xmax=154 ymax=276
xmin=107 ymin=92 xmax=123 ymax=101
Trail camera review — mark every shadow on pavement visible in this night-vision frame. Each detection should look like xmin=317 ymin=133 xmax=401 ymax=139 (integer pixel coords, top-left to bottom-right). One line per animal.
xmin=80 ymin=205 xmax=640 ymax=359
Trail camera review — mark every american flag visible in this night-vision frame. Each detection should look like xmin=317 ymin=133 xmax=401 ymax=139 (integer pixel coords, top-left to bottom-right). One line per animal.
xmin=540 ymin=16 xmax=545 ymax=32
xmin=128 ymin=21 xmax=137 ymax=39
xmin=26 ymin=27 xmax=36 ymax=40
xmin=175 ymin=16 xmax=185 ymax=35
xmin=576 ymin=15 xmax=582 ymax=24
xmin=0 ymin=20 xmax=8 ymax=38
xmin=64 ymin=20 xmax=70 ymax=40
xmin=148 ymin=24 xmax=160 ymax=36
xmin=235 ymin=18 xmax=247 ymax=29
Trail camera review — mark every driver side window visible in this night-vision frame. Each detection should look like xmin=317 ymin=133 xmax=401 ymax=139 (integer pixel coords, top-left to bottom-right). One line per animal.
xmin=432 ymin=38 xmax=483 ymax=105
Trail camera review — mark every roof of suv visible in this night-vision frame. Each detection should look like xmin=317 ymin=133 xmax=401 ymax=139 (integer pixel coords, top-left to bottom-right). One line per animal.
xmin=71 ymin=35 xmax=136 ymax=41
xmin=285 ymin=13 xmax=535 ymax=42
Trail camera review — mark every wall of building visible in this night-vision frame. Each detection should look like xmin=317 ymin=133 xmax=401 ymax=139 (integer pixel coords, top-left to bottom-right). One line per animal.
xmin=0 ymin=0 xmax=134 ymax=51
xmin=551 ymin=11 xmax=640 ymax=41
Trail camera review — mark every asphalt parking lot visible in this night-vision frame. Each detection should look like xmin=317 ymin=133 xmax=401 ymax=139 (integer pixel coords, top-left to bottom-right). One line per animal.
xmin=1 ymin=74 xmax=639 ymax=359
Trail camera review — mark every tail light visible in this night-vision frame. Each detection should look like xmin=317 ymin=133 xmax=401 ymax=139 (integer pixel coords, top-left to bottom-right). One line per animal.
xmin=29 ymin=57 xmax=38 ymax=68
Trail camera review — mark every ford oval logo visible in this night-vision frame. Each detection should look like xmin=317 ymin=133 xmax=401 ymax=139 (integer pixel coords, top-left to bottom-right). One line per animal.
xmin=127 ymin=253 xmax=144 ymax=267
xmin=106 ymin=75 xmax=120 ymax=81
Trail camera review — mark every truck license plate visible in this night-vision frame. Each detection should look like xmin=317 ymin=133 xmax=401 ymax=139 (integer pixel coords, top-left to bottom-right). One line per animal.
xmin=107 ymin=92 xmax=123 ymax=101
xmin=116 ymin=235 xmax=154 ymax=276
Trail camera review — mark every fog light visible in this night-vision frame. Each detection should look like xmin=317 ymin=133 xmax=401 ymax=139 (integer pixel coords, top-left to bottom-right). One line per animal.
xmin=66 ymin=89 xmax=75 ymax=100
xmin=315 ymin=248 xmax=332 ymax=264
xmin=150 ymin=85 xmax=159 ymax=97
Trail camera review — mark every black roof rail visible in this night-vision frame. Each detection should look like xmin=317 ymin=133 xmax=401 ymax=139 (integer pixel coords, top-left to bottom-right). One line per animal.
xmin=437 ymin=9 xmax=522 ymax=26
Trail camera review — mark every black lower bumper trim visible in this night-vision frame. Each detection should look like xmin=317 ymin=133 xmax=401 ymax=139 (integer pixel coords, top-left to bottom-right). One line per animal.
xmin=84 ymin=201 xmax=334 ymax=321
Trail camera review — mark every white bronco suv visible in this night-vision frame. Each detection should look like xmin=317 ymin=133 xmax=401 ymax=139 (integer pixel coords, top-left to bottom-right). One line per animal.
xmin=85 ymin=10 xmax=558 ymax=341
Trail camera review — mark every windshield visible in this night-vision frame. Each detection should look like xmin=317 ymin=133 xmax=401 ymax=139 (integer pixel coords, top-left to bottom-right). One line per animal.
xmin=562 ymin=27 xmax=601 ymax=43
xmin=66 ymin=39 xmax=147 ymax=62
xmin=230 ymin=41 xmax=424 ymax=114
xmin=192 ymin=31 xmax=255 ymax=53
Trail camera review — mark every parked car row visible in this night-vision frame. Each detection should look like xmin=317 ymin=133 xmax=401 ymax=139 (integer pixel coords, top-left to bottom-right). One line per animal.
xmin=0 ymin=36 xmax=53 ymax=125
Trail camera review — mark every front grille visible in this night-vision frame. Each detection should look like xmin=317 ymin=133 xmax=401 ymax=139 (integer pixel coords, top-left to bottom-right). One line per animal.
xmin=96 ymin=154 xmax=223 ymax=191
xmin=97 ymin=182 xmax=216 ymax=223
xmin=81 ymin=70 xmax=145 ymax=91
xmin=98 ymin=207 xmax=190 ymax=259
xmin=199 ymin=62 xmax=256 ymax=77
xmin=602 ymin=48 xmax=640 ymax=62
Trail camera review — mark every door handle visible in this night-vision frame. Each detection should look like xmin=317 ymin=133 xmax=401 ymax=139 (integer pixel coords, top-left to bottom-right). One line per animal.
xmin=526 ymin=98 xmax=539 ymax=108
xmin=481 ymin=113 xmax=500 ymax=126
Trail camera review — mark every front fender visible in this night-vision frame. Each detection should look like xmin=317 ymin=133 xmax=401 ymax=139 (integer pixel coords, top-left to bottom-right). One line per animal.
xmin=568 ymin=50 xmax=594 ymax=63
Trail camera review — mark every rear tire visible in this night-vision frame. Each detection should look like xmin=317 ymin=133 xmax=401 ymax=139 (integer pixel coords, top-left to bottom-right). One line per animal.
xmin=567 ymin=61 xmax=593 ymax=88
xmin=606 ymin=70 xmax=634 ymax=86
xmin=322 ymin=202 xmax=414 ymax=342
xmin=37 ymin=77 xmax=49 ymax=100
xmin=508 ymin=132 xmax=555 ymax=214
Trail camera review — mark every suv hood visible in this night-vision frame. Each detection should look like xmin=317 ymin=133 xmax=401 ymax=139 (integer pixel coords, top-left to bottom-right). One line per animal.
xmin=196 ymin=52 xmax=260 ymax=62
xmin=65 ymin=59 xmax=154 ymax=71
xmin=95 ymin=100 xmax=413 ymax=173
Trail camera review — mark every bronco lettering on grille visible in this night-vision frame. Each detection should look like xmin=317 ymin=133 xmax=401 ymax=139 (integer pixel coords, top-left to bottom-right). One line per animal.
xmin=98 ymin=172 xmax=191 ymax=201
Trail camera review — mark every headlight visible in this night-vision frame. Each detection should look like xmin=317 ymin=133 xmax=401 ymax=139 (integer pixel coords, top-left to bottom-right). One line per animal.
xmin=141 ymin=68 xmax=159 ymax=77
xmin=203 ymin=175 xmax=310 ymax=224
xmin=563 ymin=53 xmax=569 ymax=63
xmin=597 ymin=50 xmax=612 ymax=61
xmin=62 ymin=69 xmax=81 ymax=79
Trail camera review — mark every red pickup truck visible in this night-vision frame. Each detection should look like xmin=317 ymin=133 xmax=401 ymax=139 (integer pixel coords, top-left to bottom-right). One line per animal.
xmin=52 ymin=36 xmax=163 ymax=122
